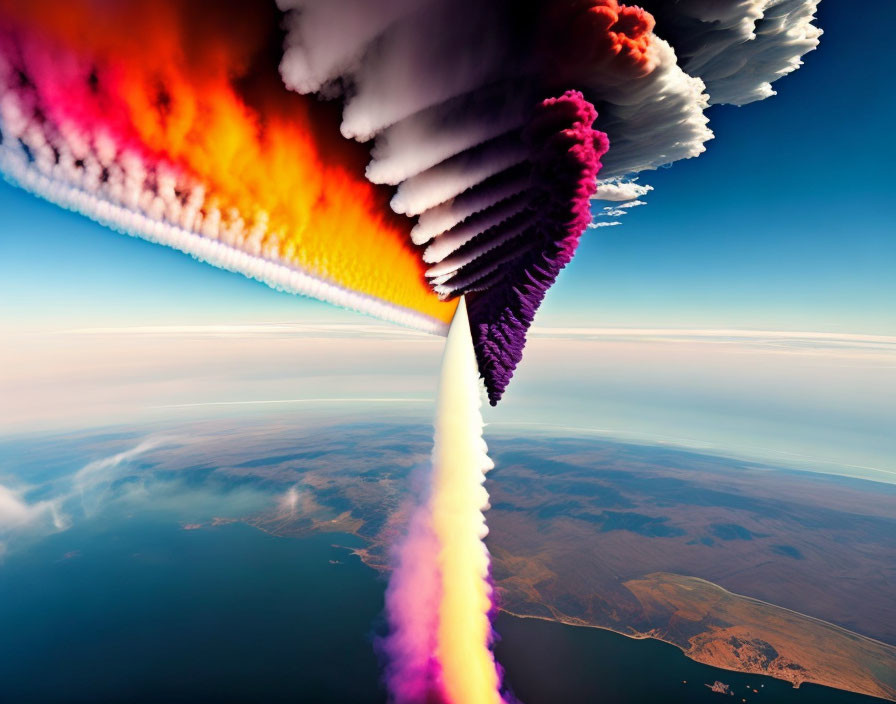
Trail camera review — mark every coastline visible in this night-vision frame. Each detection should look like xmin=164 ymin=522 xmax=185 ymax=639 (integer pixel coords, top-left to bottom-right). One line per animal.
xmin=323 ymin=532 xmax=896 ymax=702
xmin=497 ymin=603 xmax=896 ymax=703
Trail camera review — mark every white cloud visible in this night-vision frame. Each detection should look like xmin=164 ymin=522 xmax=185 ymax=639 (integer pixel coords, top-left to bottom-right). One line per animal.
xmin=73 ymin=439 xmax=162 ymax=516
xmin=526 ymin=327 xmax=896 ymax=356
xmin=0 ymin=484 xmax=53 ymax=530
xmin=0 ymin=483 xmax=68 ymax=558
xmin=644 ymin=0 xmax=822 ymax=106
xmin=588 ymin=221 xmax=622 ymax=229
xmin=592 ymin=179 xmax=654 ymax=202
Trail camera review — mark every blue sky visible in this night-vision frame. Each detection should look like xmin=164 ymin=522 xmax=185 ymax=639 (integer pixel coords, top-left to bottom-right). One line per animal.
xmin=0 ymin=2 xmax=894 ymax=481
xmin=1 ymin=1 xmax=893 ymax=334
xmin=542 ymin=0 xmax=896 ymax=333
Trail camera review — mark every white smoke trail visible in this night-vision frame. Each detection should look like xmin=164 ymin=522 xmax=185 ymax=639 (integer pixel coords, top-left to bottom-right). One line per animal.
xmin=384 ymin=296 xmax=506 ymax=704
xmin=429 ymin=296 xmax=503 ymax=704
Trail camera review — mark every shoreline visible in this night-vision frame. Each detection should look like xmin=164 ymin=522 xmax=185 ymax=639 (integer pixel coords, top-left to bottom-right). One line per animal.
xmin=497 ymin=606 xmax=895 ymax=703
xmin=324 ymin=533 xmax=896 ymax=702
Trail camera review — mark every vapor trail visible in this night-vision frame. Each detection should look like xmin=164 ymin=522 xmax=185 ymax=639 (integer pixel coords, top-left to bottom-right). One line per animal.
xmin=384 ymin=296 xmax=505 ymax=704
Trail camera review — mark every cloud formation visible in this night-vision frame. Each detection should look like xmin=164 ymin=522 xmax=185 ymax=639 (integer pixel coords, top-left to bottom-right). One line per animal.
xmin=0 ymin=483 xmax=67 ymax=557
xmin=641 ymin=0 xmax=822 ymax=105
xmin=0 ymin=0 xmax=821 ymax=403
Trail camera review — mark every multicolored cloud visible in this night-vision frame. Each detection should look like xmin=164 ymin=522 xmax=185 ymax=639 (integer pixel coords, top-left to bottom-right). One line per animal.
xmin=0 ymin=0 xmax=454 ymax=334
xmin=0 ymin=0 xmax=821 ymax=404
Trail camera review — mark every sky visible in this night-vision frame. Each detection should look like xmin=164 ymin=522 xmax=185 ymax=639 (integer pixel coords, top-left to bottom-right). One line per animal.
xmin=0 ymin=2 xmax=894 ymax=480
xmin=1 ymin=1 xmax=893 ymax=334
xmin=541 ymin=0 xmax=896 ymax=333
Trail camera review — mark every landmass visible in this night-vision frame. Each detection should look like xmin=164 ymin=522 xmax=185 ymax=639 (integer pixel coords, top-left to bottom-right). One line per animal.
xmin=706 ymin=681 xmax=730 ymax=694
xmin=106 ymin=420 xmax=896 ymax=700
xmin=625 ymin=573 xmax=896 ymax=700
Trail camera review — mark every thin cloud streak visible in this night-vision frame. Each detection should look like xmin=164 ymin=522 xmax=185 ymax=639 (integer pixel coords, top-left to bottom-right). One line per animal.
xmin=154 ymin=398 xmax=430 ymax=409
xmin=528 ymin=328 xmax=896 ymax=344
xmin=57 ymin=324 xmax=896 ymax=348
xmin=62 ymin=323 xmax=434 ymax=338
xmin=485 ymin=421 xmax=896 ymax=483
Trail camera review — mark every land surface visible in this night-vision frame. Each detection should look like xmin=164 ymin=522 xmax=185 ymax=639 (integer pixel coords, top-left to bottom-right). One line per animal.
xmin=477 ymin=434 xmax=896 ymax=700
xmin=623 ymin=573 xmax=896 ymax=701
xmin=19 ymin=420 xmax=893 ymax=700
xmin=204 ymin=423 xmax=896 ymax=700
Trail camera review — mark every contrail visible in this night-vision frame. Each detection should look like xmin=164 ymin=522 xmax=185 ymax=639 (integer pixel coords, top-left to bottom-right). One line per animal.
xmin=384 ymin=296 xmax=505 ymax=703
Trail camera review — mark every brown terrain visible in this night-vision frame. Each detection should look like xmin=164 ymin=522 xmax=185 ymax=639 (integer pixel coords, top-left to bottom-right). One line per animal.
xmin=144 ymin=420 xmax=896 ymax=700
xmin=481 ymin=435 xmax=896 ymax=700
xmin=627 ymin=573 xmax=896 ymax=700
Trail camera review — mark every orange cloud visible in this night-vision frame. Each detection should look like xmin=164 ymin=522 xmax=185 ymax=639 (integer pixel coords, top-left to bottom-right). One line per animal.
xmin=0 ymin=0 xmax=456 ymax=324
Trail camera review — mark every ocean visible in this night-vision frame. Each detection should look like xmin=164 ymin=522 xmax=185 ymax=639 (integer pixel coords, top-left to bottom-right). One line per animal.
xmin=0 ymin=513 xmax=886 ymax=704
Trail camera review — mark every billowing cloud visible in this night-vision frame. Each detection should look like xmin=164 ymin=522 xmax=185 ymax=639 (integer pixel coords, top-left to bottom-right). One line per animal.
xmin=277 ymin=0 xmax=713 ymax=402
xmin=641 ymin=0 xmax=822 ymax=105
xmin=0 ymin=0 xmax=821 ymax=405
xmin=593 ymin=178 xmax=654 ymax=202
xmin=0 ymin=1 xmax=456 ymax=335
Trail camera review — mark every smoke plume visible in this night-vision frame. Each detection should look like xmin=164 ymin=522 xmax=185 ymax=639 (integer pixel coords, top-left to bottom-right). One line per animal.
xmin=0 ymin=0 xmax=821 ymax=402
xmin=383 ymin=298 xmax=505 ymax=703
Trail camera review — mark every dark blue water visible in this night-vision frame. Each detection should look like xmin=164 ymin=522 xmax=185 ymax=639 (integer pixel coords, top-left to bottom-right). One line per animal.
xmin=0 ymin=520 xmax=386 ymax=703
xmin=0 ymin=516 xmax=887 ymax=704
